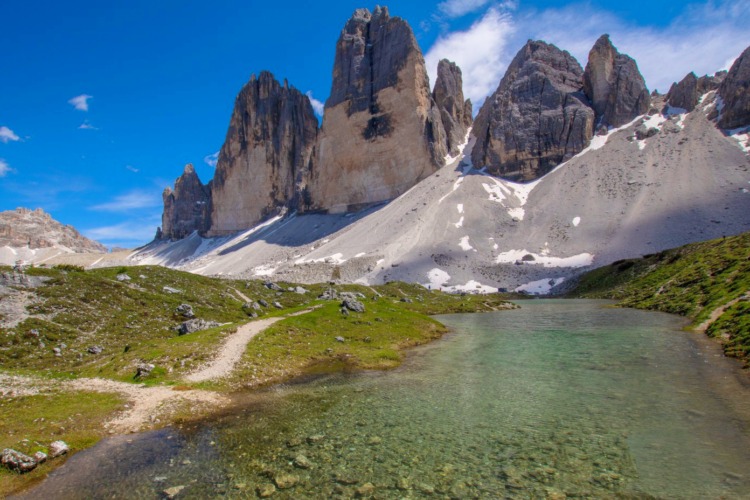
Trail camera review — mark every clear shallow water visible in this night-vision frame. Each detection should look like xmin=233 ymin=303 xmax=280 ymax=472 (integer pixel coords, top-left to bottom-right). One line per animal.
xmin=20 ymin=300 xmax=750 ymax=499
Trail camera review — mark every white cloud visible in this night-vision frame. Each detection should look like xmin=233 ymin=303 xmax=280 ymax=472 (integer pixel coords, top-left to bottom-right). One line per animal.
xmin=305 ymin=91 xmax=325 ymax=117
xmin=0 ymin=159 xmax=11 ymax=177
xmin=68 ymin=94 xmax=93 ymax=111
xmin=204 ymin=151 xmax=219 ymax=168
xmin=0 ymin=126 xmax=20 ymax=143
xmin=438 ymin=0 xmax=492 ymax=18
xmin=78 ymin=120 xmax=98 ymax=130
xmin=425 ymin=6 xmax=516 ymax=112
xmin=83 ymin=216 xmax=161 ymax=248
xmin=125 ymin=165 xmax=139 ymax=173
xmin=89 ymin=190 xmax=161 ymax=212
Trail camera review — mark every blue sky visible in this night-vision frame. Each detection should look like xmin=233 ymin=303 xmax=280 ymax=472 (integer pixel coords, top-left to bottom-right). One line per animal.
xmin=1 ymin=0 xmax=748 ymax=248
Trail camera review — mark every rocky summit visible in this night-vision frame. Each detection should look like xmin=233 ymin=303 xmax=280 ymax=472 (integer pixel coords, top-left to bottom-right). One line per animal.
xmin=307 ymin=6 xmax=448 ymax=213
xmin=666 ymin=71 xmax=726 ymax=113
xmin=583 ymin=34 xmax=650 ymax=128
xmin=161 ymin=164 xmax=211 ymax=240
xmin=0 ymin=208 xmax=105 ymax=254
xmin=471 ymin=40 xmax=595 ymax=181
xmin=718 ymin=45 xmax=750 ymax=130
xmin=208 ymin=71 xmax=318 ymax=236
xmin=433 ymin=59 xmax=473 ymax=156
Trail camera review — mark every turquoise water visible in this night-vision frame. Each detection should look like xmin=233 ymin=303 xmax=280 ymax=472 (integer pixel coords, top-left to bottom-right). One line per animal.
xmin=21 ymin=300 xmax=750 ymax=499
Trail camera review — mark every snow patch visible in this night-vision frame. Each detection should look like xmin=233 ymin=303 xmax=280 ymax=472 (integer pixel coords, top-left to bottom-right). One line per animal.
xmin=253 ymin=264 xmax=277 ymax=276
xmin=443 ymin=127 xmax=472 ymax=165
xmin=572 ymin=217 xmax=581 ymax=227
xmin=354 ymin=252 xmax=367 ymax=258
xmin=422 ymin=268 xmax=497 ymax=294
xmin=295 ymin=253 xmax=347 ymax=265
xmin=496 ymin=249 xmax=594 ymax=268
xmin=456 ymin=204 xmax=464 ymax=214
xmin=424 ymin=268 xmax=451 ymax=289
xmin=507 ymin=207 xmax=525 ymax=220
xmin=458 ymin=236 xmax=475 ymax=252
xmin=726 ymin=126 xmax=750 ymax=154
xmin=454 ymin=216 xmax=464 ymax=228
xmin=515 ymin=277 xmax=565 ymax=295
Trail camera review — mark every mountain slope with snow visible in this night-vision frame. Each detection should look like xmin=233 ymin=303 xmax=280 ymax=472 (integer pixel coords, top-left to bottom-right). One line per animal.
xmin=130 ymin=92 xmax=750 ymax=293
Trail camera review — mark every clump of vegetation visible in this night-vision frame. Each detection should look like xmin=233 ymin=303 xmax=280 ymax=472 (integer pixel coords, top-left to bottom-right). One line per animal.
xmin=568 ymin=232 xmax=750 ymax=365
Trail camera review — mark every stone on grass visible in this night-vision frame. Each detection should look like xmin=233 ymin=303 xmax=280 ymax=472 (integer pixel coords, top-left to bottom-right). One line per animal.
xmin=177 ymin=318 xmax=220 ymax=335
xmin=87 ymin=345 xmax=103 ymax=355
xmin=136 ymin=363 xmax=155 ymax=378
xmin=273 ymin=473 xmax=299 ymax=489
xmin=49 ymin=440 xmax=69 ymax=458
xmin=257 ymin=484 xmax=276 ymax=497
xmin=341 ymin=297 xmax=365 ymax=313
xmin=163 ymin=485 xmax=186 ymax=499
xmin=1 ymin=448 xmax=37 ymax=473
xmin=33 ymin=451 xmax=47 ymax=464
xmin=176 ymin=304 xmax=195 ymax=318
xmin=116 ymin=273 xmax=131 ymax=282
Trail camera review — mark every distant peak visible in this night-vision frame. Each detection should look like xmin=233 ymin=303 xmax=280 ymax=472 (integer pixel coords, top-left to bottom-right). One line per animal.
xmin=183 ymin=163 xmax=195 ymax=174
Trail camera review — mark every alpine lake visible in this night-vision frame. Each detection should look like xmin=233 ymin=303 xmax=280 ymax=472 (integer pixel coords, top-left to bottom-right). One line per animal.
xmin=19 ymin=300 xmax=750 ymax=499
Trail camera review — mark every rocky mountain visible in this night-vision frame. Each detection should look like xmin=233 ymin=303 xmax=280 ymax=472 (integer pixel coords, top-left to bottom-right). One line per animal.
xmin=433 ymin=59 xmax=473 ymax=156
xmin=666 ymin=71 xmax=726 ymax=112
xmin=307 ymin=6 xmax=448 ymax=213
xmin=471 ymin=40 xmax=595 ymax=181
xmin=161 ymin=164 xmax=211 ymax=240
xmin=0 ymin=208 xmax=106 ymax=265
xmin=583 ymin=34 xmax=650 ymax=128
xmin=208 ymin=71 xmax=318 ymax=236
xmin=718 ymin=45 xmax=750 ymax=130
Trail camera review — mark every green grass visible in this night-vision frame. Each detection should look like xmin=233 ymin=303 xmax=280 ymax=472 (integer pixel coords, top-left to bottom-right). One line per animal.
xmin=568 ymin=232 xmax=750 ymax=366
xmin=0 ymin=390 xmax=125 ymax=496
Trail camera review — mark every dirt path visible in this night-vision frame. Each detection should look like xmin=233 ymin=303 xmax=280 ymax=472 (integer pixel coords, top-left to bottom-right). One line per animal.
xmin=695 ymin=295 xmax=747 ymax=332
xmin=2 ymin=308 xmax=318 ymax=433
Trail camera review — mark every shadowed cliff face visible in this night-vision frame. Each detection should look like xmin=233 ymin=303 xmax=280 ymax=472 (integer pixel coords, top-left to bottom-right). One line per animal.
xmin=471 ymin=40 xmax=595 ymax=182
xmin=161 ymin=164 xmax=211 ymax=240
xmin=433 ymin=59 xmax=473 ymax=156
xmin=583 ymin=34 xmax=650 ymax=128
xmin=208 ymin=72 xmax=318 ymax=236
xmin=306 ymin=6 xmax=448 ymax=213
xmin=718 ymin=45 xmax=750 ymax=129
xmin=666 ymin=71 xmax=726 ymax=113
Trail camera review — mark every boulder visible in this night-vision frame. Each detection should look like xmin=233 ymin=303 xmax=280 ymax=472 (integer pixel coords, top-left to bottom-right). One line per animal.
xmin=718 ymin=45 xmax=750 ymax=129
xmin=175 ymin=304 xmax=195 ymax=319
xmin=160 ymin=164 xmax=211 ymax=240
xmin=341 ymin=297 xmax=365 ymax=313
xmin=208 ymin=72 xmax=318 ymax=236
xmin=49 ymin=440 xmax=69 ymax=458
xmin=135 ymin=363 xmax=155 ymax=378
xmin=177 ymin=318 xmax=220 ymax=335
xmin=433 ymin=59 xmax=473 ymax=156
xmin=116 ymin=273 xmax=131 ymax=282
xmin=1 ymin=448 xmax=37 ymax=473
xmin=87 ymin=345 xmax=103 ymax=355
xmin=308 ymin=6 xmax=448 ymax=213
xmin=583 ymin=34 xmax=650 ymax=127
xmin=471 ymin=40 xmax=595 ymax=181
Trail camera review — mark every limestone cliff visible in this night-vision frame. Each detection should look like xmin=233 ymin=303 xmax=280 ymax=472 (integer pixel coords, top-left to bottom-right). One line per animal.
xmin=718 ymin=45 xmax=750 ymax=129
xmin=433 ymin=59 xmax=473 ymax=156
xmin=0 ymin=208 xmax=106 ymax=252
xmin=161 ymin=164 xmax=211 ymax=240
xmin=307 ymin=6 xmax=447 ymax=213
xmin=583 ymin=34 xmax=650 ymax=128
xmin=471 ymin=40 xmax=594 ymax=181
xmin=208 ymin=71 xmax=318 ymax=235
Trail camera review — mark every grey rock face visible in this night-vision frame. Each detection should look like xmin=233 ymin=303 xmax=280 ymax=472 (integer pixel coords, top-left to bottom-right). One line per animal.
xmin=177 ymin=318 xmax=220 ymax=335
xmin=209 ymin=71 xmax=318 ymax=235
xmin=0 ymin=208 xmax=106 ymax=253
xmin=309 ymin=7 xmax=447 ymax=212
xmin=341 ymin=297 xmax=365 ymax=313
xmin=666 ymin=71 xmax=726 ymax=112
xmin=471 ymin=40 xmax=595 ymax=181
xmin=433 ymin=59 xmax=473 ymax=156
xmin=583 ymin=35 xmax=650 ymax=127
xmin=718 ymin=45 xmax=750 ymax=129
xmin=161 ymin=164 xmax=211 ymax=240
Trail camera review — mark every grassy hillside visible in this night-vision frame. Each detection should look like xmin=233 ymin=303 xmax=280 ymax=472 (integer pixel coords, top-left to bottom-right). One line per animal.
xmin=568 ymin=232 xmax=750 ymax=365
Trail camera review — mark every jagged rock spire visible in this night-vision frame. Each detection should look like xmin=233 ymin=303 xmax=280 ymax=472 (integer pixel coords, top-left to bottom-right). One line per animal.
xmin=433 ymin=59 xmax=473 ymax=156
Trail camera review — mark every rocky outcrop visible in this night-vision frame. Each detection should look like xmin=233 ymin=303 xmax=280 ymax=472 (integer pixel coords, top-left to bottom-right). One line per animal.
xmin=718 ymin=45 xmax=750 ymax=129
xmin=666 ymin=71 xmax=726 ymax=112
xmin=583 ymin=34 xmax=650 ymax=128
xmin=208 ymin=72 xmax=318 ymax=236
xmin=433 ymin=59 xmax=473 ymax=156
xmin=0 ymin=208 xmax=106 ymax=252
xmin=471 ymin=40 xmax=594 ymax=181
xmin=307 ymin=7 xmax=447 ymax=213
xmin=160 ymin=164 xmax=211 ymax=240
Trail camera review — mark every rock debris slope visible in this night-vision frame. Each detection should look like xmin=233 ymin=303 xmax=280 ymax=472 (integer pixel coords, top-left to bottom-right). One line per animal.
xmin=471 ymin=40 xmax=595 ymax=181
xmin=308 ymin=6 xmax=448 ymax=213
xmin=133 ymin=89 xmax=750 ymax=293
